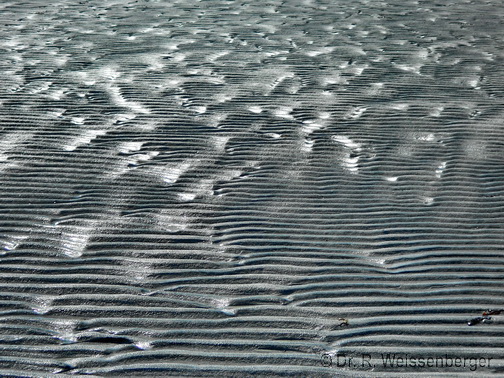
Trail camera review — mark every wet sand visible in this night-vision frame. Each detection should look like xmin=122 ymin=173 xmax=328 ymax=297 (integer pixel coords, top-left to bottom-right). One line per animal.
xmin=0 ymin=0 xmax=503 ymax=376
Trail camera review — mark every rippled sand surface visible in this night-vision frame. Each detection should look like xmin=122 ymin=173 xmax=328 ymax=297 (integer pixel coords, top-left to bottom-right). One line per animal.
xmin=1 ymin=0 xmax=504 ymax=376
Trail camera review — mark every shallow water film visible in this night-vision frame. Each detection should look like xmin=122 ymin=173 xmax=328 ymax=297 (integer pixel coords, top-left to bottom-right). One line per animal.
xmin=0 ymin=0 xmax=504 ymax=376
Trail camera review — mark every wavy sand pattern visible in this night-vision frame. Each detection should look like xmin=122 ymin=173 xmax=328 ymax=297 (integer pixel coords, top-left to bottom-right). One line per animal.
xmin=0 ymin=0 xmax=504 ymax=376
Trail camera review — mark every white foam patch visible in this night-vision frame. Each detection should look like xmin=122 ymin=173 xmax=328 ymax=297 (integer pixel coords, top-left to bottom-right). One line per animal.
xmin=136 ymin=151 xmax=159 ymax=161
xmin=344 ymin=106 xmax=367 ymax=120
xmin=48 ymin=109 xmax=66 ymax=118
xmin=162 ymin=41 xmax=180 ymax=51
xmin=390 ymin=103 xmax=409 ymax=111
xmin=60 ymin=226 xmax=92 ymax=258
xmin=305 ymin=46 xmax=335 ymax=57
xmin=191 ymin=105 xmax=207 ymax=114
xmin=107 ymin=85 xmax=150 ymax=114
xmin=206 ymin=76 xmax=226 ymax=85
xmin=366 ymin=82 xmax=384 ymax=96
xmin=82 ymin=76 xmax=96 ymax=85
xmin=215 ymin=93 xmax=234 ymax=103
xmin=123 ymin=151 xmax=159 ymax=170
xmin=26 ymin=81 xmax=51 ymax=94
xmin=423 ymin=197 xmax=434 ymax=205
xmin=107 ymin=150 xmax=159 ymax=177
xmin=52 ymin=320 xmax=78 ymax=343
xmin=320 ymin=75 xmax=348 ymax=86
xmin=136 ymin=120 xmax=158 ymax=132
xmin=137 ymin=54 xmax=164 ymax=71
xmin=97 ymin=66 xmax=121 ymax=81
xmin=393 ymin=62 xmax=423 ymax=74
xmin=218 ymin=169 xmax=244 ymax=185
xmin=33 ymin=296 xmax=53 ymax=315
xmin=467 ymin=77 xmax=480 ymax=88
xmin=332 ymin=135 xmax=363 ymax=174
xmin=301 ymin=120 xmax=325 ymax=135
xmin=0 ymin=157 xmax=19 ymax=173
xmin=268 ymin=73 xmax=295 ymax=92
xmin=265 ymin=133 xmax=281 ymax=139
xmin=187 ymin=68 xmax=213 ymax=76
xmin=114 ymin=113 xmax=137 ymax=123
xmin=213 ymin=298 xmax=236 ymax=315
xmin=213 ymin=298 xmax=231 ymax=308
xmin=119 ymin=141 xmax=144 ymax=154
xmin=429 ymin=106 xmax=444 ymax=117
xmin=481 ymin=51 xmax=494 ymax=61
xmin=1 ymin=234 xmax=28 ymax=251
xmin=64 ymin=129 xmax=106 ymax=151
xmin=301 ymin=138 xmax=314 ymax=153
xmin=221 ymin=308 xmax=236 ymax=316
xmin=54 ymin=56 xmax=69 ymax=67
xmin=435 ymin=162 xmax=447 ymax=179
xmin=165 ymin=78 xmax=183 ymax=88
xmin=204 ymin=112 xmax=228 ymax=128
xmin=263 ymin=50 xmax=288 ymax=58
xmin=171 ymin=53 xmax=187 ymax=63
xmin=47 ymin=88 xmax=67 ymax=100
xmin=331 ymin=135 xmax=362 ymax=151
xmin=248 ymin=106 xmax=263 ymax=114
xmin=273 ymin=106 xmax=294 ymax=119
xmin=417 ymin=133 xmax=436 ymax=142
xmin=71 ymin=117 xmax=85 ymax=125
xmin=206 ymin=51 xmax=229 ymax=62
xmin=369 ymin=257 xmax=387 ymax=265
xmin=135 ymin=341 xmax=152 ymax=350
xmin=179 ymin=179 xmax=214 ymax=202
xmin=342 ymin=154 xmax=359 ymax=173
xmin=178 ymin=192 xmax=197 ymax=202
